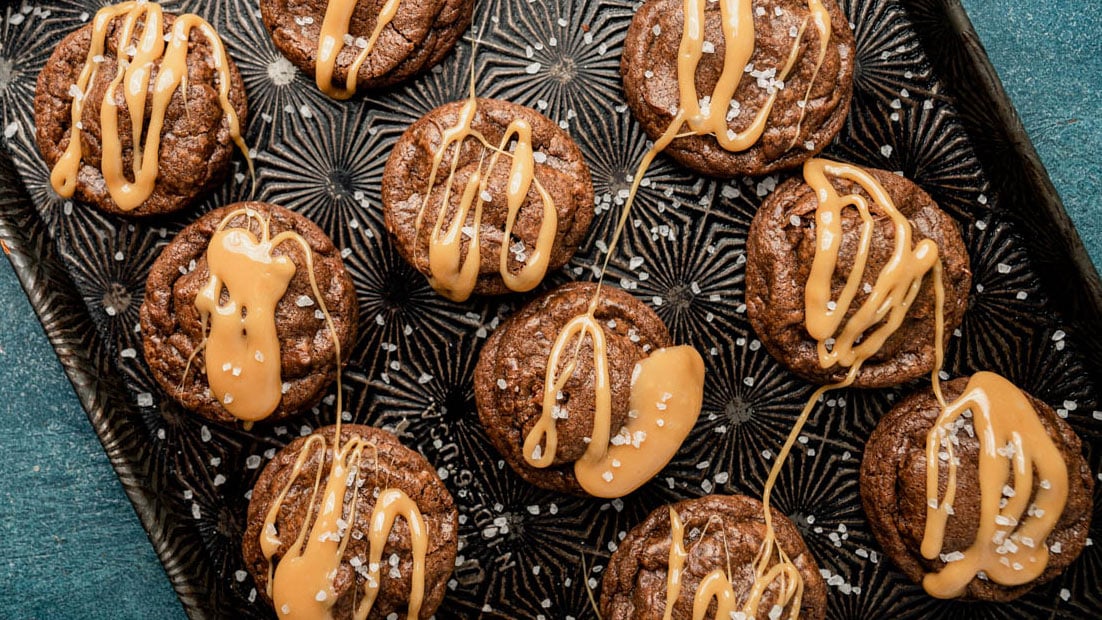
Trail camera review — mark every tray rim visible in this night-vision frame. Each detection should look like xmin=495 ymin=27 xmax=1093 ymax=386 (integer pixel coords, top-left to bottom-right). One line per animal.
xmin=1 ymin=0 xmax=1100 ymax=617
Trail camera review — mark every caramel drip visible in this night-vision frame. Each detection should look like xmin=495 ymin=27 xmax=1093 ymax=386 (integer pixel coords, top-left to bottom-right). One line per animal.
xmin=662 ymin=500 xmax=805 ymax=620
xmin=788 ymin=1 xmax=831 ymax=149
xmin=260 ymin=434 xmax=429 ymax=619
xmin=49 ymin=1 xmax=249 ymax=211
xmin=316 ymin=0 xmax=401 ymax=99
xmin=572 ymin=343 xmax=705 ymax=498
xmin=663 ymin=507 xmax=688 ymax=620
xmin=801 ymin=158 xmax=941 ymax=369
xmin=520 ymin=305 xmax=705 ymax=500
xmin=414 ymin=82 xmax=559 ymax=301
xmin=194 ymin=208 xmax=335 ymax=424
xmin=920 ymin=372 xmax=1069 ymax=598
xmin=524 ymin=313 xmax=610 ymax=469
xmin=196 ymin=212 xmax=294 ymax=422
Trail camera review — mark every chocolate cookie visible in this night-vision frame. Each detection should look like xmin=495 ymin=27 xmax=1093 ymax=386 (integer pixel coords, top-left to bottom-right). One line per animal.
xmin=745 ymin=166 xmax=971 ymax=388
xmin=860 ymin=378 xmax=1094 ymax=601
xmin=621 ymin=0 xmax=855 ymax=177
xmin=474 ymin=281 xmax=671 ymax=494
xmin=243 ymin=424 xmax=458 ymax=619
xmin=140 ymin=202 xmax=357 ymax=425
xmin=601 ymin=494 xmax=827 ymax=619
xmin=383 ymin=97 xmax=594 ymax=300
xmin=34 ymin=5 xmax=248 ymax=217
xmin=260 ymin=0 xmax=474 ymax=97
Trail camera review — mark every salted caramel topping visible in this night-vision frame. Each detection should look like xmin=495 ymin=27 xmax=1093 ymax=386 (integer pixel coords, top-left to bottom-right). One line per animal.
xmin=643 ymin=0 xmax=833 ymax=161
xmin=194 ymin=208 xmax=336 ymax=424
xmin=414 ymin=75 xmax=559 ymax=301
xmin=260 ymin=433 xmax=429 ymax=619
xmin=524 ymin=313 xmax=610 ymax=469
xmin=663 ymin=507 xmax=689 ymax=620
xmin=788 ymin=1 xmax=831 ymax=149
xmin=661 ymin=499 xmax=804 ymax=620
xmin=196 ymin=213 xmax=292 ymax=422
xmin=315 ymin=0 xmax=401 ymax=99
xmin=920 ymin=371 xmax=1069 ymax=599
xmin=50 ymin=1 xmax=249 ymax=211
xmin=576 ymin=345 xmax=704 ymax=498
xmin=801 ymin=158 xmax=941 ymax=370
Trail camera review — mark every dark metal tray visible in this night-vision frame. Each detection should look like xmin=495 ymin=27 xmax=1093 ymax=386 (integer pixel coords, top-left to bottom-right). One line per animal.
xmin=1 ymin=0 xmax=1099 ymax=617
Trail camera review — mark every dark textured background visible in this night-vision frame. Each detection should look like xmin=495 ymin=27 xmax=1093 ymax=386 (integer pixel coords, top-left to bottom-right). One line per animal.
xmin=0 ymin=0 xmax=1099 ymax=618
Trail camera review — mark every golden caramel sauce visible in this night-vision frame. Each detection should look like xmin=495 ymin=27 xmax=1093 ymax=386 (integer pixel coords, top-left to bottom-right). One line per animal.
xmin=920 ymin=372 xmax=1069 ymax=598
xmin=801 ymin=158 xmax=941 ymax=370
xmin=525 ymin=340 xmax=705 ymax=498
xmin=50 ymin=1 xmax=249 ymax=211
xmin=663 ymin=507 xmax=689 ymax=620
xmin=414 ymin=74 xmax=559 ymax=301
xmin=641 ymin=0 xmax=832 ymax=164
xmin=315 ymin=0 xmax=401 ymax=99
xmin=662 ymin=501 xmax=804 ymax=620
xmin=260 ymin=433 xmax=429 ymax=619
xmin=194 ymin=207 xmax=336 ymax=424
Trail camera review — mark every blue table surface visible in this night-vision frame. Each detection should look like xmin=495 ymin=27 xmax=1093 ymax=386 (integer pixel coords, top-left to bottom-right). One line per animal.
xmin=1 ymin=1 xmax=1099 ymax=618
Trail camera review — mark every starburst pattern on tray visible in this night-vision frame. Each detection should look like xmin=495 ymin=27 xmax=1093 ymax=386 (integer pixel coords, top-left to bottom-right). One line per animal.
xmin=570 ymin=108 xmax=715 ymax=252
xmin=832 ymin=94 xmax=990 ymax=221
xmin=660 ymin=335 xmax=814 ymax=496
xmin=478 ymin=0 xmax=635 ymax=123
xmin=339 ymin=223 xmax=496 ymax=371
xmin=766 ymin=429 xmax=873 ymax=568
xmin=0 ymin=2 xmax=75 ymax=134
xmin=946 ymin=214 xmax=1049 ymax=375
xmin=601 ymin=211 xmax=748 ymax=344
xmin=217 ymin=0 xmax=335 ymax=146
xmin=371 ymin=42 xmax=481 ymax=127
xmin=257 ymin=106 xmax=394 ymax=250
xmin=5 ymin=138 xmax=114 ymax=241
xmin=842 ymin=0 xmax=933 ymax=105
xmin=58 ymin=218 xmax=167 ymax=391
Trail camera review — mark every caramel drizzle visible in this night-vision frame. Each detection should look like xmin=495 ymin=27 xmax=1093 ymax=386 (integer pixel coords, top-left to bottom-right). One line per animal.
xmin=920 ymin=372 xmax=1069 ymax=598
xmin=646 ymin=0 xmax=831 ymax=161
xmin=662 ymin=505 xmax=802 ymax=620
xmin=260 ymin=434 xmax=429 ymax=619
xmin=663 ymin=507 xmax=689 ymax=620
xmin=50 ymin=1 xmax=250 ymax=211
xmin=316 ymin=0 xmax=401 ymax=99
xmin=802 ymin=158 xmax=942 ymax=370
xmin=740 ymin=159 xmax=944 ymax=617
xmin=193 ymin=207 xmax=336 ymax=425
xmin=523 ymin=322 xmax=705 ymax=498
xmin=413 ymin=72 xmax=559 ymax=302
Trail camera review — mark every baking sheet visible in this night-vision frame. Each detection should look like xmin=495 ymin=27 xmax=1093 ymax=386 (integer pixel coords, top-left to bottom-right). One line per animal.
xmin=0 ymin=0 xmax=1099 ymax=617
